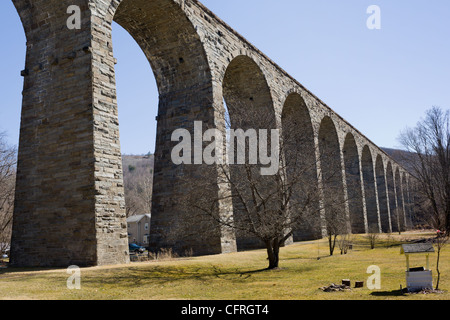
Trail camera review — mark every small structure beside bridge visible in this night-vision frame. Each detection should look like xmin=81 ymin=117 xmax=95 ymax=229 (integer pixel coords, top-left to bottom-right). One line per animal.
xmin=401 ymin=243 xmax=435 ymax=292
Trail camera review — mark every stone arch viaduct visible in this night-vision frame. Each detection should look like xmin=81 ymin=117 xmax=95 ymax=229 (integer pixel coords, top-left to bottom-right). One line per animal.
xmin=10 ymin=0 xmax=415 ymax=267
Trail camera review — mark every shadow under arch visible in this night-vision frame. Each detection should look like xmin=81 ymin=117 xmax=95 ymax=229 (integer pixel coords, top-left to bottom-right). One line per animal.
xmin=402 ymin=172 xmax=413 ymax=228
xmin=342 ymin=133 xmax=365 ymax=234
xmin=386 ymin=162 xmax=399 ymax=233
xmin=318 ymin=116 xmax=347 ymax=236
xmin=222 ymin=54 xmax=277 ymax=251
xmin=395 ymin=168 xmax=406 ymax=232
xmin=222 ymin=55 xmax=276 ymax=129
xmin=375 ymin=155 xmax=390 ymax=233
xmin=362 ymin=146 xmax=380 ymax=233
xmin=282 ymin=92 xmax=322 ymax=241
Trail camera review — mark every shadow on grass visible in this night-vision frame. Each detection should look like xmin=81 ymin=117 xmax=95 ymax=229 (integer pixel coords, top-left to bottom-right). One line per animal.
xmin=283 ymin=254 xmax=339 ymax=261
xmin=0 ymin=257 xmax=287 ymax=286
xmin=77 ymin=264 xmax=282 ymax=289
xmin=0 ymin=265 xmax=60 ymax=275
xmin=370 ymin=289 xmax=407 ymax=297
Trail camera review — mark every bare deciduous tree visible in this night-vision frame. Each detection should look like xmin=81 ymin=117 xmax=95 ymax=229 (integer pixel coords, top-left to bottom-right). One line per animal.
xmin=398 ymin=106 xmax=450 ymax=233
xmin=434 ymin=231 xmax=448 ymax=290
xmin=322 ymin=186 xmax=350 ymax=256
xmin=337 ymin=233 xmax=353 ymax=255
xmin=122 ymin=155 xmax=154 ymax=217
xmin=366 ymin=226 xmax=380 ymax=250
xmin=398 ymin=106 xmax=449 ymax=290
xmin=0 ymin=132 xmax=16 ymax=256
xmin=172 ymin=103 xmax=348 ymax=269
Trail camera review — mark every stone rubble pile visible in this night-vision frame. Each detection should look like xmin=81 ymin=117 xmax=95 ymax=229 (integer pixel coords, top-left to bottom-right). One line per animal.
xmin=320 ymin=283 xmax=352 ymax=292
xmin=408 ymin=289 xmax=444 ymax=295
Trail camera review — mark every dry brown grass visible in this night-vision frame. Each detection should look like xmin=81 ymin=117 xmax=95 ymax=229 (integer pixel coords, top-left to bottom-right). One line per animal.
xmin=0 ymin=231 xmax=448 ymax=300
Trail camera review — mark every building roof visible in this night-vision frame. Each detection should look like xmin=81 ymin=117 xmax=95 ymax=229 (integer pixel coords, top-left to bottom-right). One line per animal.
xmin=127 ymin=214 xmax=151 ymax=223
xmin=401 ymin=243 xmax=435 ymax=255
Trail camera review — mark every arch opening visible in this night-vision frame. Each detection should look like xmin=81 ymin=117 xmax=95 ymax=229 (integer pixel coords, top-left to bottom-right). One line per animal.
xmin=112 ymin=22 xmax=157 ymax=227
xmin=375 ymin=155 xmax=390 ymax=233
xmin=222 ymin=55 xmax=276 ymax=131
xmin=318 ymin=117 xmax=347 ymax=237
xmin=281 ymin=93 xmax=321 ymax=241
xmin=343 ymin=133 xmax=365 ymax=234
xmin=111 ymin=0 xmax=220 ymax=255
xmin=386 ymin=162 xmax=399 ymax=233
xmin=361 ymin=146 xmax=380 ymax=233
xmin=113 ymin=0 xmax=212 ymax=92
xmin=402 ymin=173 xmax=413 ymax=229
xmin=395 ymin=169 xmax=406 ymax=232
xmin=222 ymin=55 xmax=277 ymax=251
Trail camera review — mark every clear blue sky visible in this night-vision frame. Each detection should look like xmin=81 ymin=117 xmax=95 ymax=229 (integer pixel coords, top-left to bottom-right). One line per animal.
xmin=0 ymin=0 xmax=449 ymax=155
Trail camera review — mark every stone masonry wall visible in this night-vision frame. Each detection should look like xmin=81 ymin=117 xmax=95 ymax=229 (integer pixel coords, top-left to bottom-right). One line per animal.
xmin=10 ymin=0 xmax=414 ymax=267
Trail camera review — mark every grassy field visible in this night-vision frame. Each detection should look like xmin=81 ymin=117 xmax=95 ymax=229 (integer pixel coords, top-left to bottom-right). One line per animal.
xmin=0 ymin=231 xmax=448 ymax=300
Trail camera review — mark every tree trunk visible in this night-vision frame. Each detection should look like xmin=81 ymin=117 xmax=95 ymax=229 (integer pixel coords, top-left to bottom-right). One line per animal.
xmin=436 ymin=242 xmax=442 ymax=290
xmin=266 ymin=239 xmax=280 ymax=270
xmin=328 ymin=234 xmax=337 ymax=256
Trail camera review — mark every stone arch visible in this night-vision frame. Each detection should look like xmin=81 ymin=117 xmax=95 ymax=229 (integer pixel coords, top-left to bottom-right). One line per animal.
xmin=318 ymin=117 xmax=347 ymax=236
xmin=10 ymin=0 xmax=224 ymax=267
xmin=112 ymin=0 xmax=212 ymax=92
xmin=9 ymin=0 xmax=418 ymax=267
xmin=342 ymin=133 xmax=365 ymax=234
xmin=222 ymin=54 xmax=277 ymax=251
xmin=408 ymin=177 xmax=419 ymax=227
xmin=110 ymin=0 xmax=228 ymax=256
xmin=282 ymin=92 xmax=321 ymax=241
xmin=402 ymin=172 xmax=412 ymax=229
xmin=11 ymin=0 xmax=32 ymax=39
xmin=222 ymin=55 xmax=276 ymax=130
xmin=375 ymin=155 xmax=390 ymax=233
xmin=361 ymin=146 xmax=380 ymax=233
xmin=395 ymin=168 xmax=406 ymax=232
xmin=386 ymin=162 xmax=399 ymax=232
